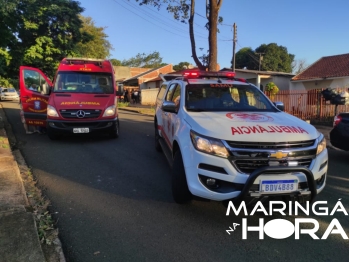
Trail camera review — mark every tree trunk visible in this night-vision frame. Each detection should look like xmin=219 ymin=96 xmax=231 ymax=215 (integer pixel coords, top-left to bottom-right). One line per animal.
xmin=208 ymin=0 xmax=223 ymax=71
xmin=189 ymin=0 xmax=204 ymax=70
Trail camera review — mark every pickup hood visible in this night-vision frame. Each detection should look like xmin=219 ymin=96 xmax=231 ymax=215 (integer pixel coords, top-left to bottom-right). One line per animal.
xmin=185 ymin=111 xmax=320 ymax=142
xmin=49 ymin=93 xmax=114 ymax=111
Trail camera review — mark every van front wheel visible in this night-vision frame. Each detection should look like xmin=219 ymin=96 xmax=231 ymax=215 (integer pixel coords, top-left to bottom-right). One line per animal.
xmin=110 ymin=121 xmax=119 ymax=139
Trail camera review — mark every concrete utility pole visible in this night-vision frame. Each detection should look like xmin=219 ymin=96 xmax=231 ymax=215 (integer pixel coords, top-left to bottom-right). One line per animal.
xmin=232 ymin=23 xmax=237 ymax=72
xmin=255 ymin=52 xmax=265 ymax=71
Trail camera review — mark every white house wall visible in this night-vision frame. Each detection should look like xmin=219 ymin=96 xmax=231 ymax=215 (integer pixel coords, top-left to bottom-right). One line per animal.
xmin=290 ymin=77 xmax=349 ymax=91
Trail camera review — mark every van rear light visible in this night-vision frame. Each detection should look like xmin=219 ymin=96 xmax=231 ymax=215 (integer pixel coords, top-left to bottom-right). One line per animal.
xmin=333 ymin=115 xmax=342 ymax=126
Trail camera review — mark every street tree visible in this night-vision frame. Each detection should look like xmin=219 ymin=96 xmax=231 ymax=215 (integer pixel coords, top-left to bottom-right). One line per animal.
xmin=234 ymin=47 xmax=259 ymax=71
xmin=4 ymin=0 xmax=84 ymax=79
xmin=110 ymin=59 xmax=122 ymax=66
xmin=74 ymin=16 xmax=114 ymax=59
xmin=173 ymin=62 xmax=191 ymax=71
xmin=133 ymin=0 xmax=223 ymax=71
xmin=234 ymin=43 xmax=295 ymax=73
xmin=292 ymin=59 xmax=308 ymax=75
xmin=121 ymin=52 xmax=167 ymax=68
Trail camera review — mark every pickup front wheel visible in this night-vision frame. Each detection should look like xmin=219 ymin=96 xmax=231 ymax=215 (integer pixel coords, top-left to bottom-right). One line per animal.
xmin=172 ymin=151 xmax=192 ymax=204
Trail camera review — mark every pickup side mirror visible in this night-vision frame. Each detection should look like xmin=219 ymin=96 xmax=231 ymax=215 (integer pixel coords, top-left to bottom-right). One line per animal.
xmin=274 ymin=101 xmax=284 ymax=111
xmin=162 ymin=101 xmax=176 ymax=113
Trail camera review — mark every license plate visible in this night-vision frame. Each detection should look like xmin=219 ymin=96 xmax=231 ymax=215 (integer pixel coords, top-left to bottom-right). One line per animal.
xmin=260 ymin=179 xmax=298 ymax=194
xmin=73 ymin=128 xmax=89 ymax=133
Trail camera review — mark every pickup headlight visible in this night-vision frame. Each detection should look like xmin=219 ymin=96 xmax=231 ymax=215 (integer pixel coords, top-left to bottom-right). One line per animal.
xmin=190 ymin=130 xmax=229 ymax=158
xmin=47 ymin=105 xmax=59 ymax=117
xmin=103 ymin=105 xmax=116 ymax=117
xmin=316 ymin=134 xmax=326 ymax=155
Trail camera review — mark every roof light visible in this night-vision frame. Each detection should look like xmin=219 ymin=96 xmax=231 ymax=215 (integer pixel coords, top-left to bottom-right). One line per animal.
xmin=182 ymin=70 xmax=237 ymax=79
xmin=183 ymin=70 xmax=200 ymax=78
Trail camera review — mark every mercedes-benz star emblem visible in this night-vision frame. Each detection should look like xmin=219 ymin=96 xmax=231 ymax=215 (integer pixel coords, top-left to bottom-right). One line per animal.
xmin=76 ymin=110 xmax=85 ymax=118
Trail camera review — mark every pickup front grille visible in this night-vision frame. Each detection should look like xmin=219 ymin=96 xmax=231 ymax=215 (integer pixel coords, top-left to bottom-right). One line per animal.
xmin=60 ymin=109 xmax=101 ymax=119
xmin=234 ymin=158 xmax=313 ymax=174
xmin=227 ymin=140 xmax=316 ymax=149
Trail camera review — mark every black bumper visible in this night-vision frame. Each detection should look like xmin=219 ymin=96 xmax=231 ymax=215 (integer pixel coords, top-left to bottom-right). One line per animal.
xmin=47 ymin=118 xmax=118 ymax=134
xmin=235 ymin=166 xmax=317 ymax=202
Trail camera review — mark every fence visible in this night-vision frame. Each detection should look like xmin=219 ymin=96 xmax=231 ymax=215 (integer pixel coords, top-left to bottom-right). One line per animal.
xmin=264 ymin=88 xmax=349 ymax=124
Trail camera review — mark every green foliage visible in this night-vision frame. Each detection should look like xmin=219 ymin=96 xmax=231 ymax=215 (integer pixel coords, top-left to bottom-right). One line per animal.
xmin=234 ymin=43 xmax=295 ymax=73
xmin=74 ymin=16 xmax=113 ymax=59
xmin=173 ymin=61 xmax=190 ymax=71
xmin=234 ymin=47 xmax=259 ymax=71
xmin=3 ymin=0 xmax=85 ymax=79
xmin=121 ymin=51 xmax=166 ymax=68
xmin=110 ymin=59 xmax=122 ymax=66
xmin=0 ymin=77 xmax=13 ymax=87
xmin=118 ymin=102 xmax=130 ymax=107
xmin=265 ymin=82 xmax=279 ymax=94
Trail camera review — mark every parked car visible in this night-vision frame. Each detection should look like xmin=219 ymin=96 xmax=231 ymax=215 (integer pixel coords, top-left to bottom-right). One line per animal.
xmin=330 ymin=113 xmax=349 ymax=151
xmin=155 ymin=70 xmax=328 ymax=204
xmin=0 ymin=87 xmax=20 ymax=101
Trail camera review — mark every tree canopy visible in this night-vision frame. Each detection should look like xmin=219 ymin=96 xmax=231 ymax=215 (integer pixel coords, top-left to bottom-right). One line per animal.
xmin=0 ymin=0 xmax=113 ymax=81
xmin=234 ymin=43 xmax=295 ymax=73
xmin=121 ymin=52 xmax=167 ymax=68
xmin=74 ymin=16 xmax=113 ymax=59
xmin=173 ymin=62 xmax=191 ymax=71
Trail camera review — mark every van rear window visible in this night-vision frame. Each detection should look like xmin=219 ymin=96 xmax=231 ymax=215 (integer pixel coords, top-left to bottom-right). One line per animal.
xmin=54 ymin=72 xmax=114 ymax=94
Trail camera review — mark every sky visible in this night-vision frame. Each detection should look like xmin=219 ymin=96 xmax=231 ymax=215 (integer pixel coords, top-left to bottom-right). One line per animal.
xmin=79 ymin=0 xmax=349 ymax=70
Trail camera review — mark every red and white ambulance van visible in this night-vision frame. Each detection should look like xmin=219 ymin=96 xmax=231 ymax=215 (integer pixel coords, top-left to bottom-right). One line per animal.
xmin=19 ymin=58 xmax=120 ymax=140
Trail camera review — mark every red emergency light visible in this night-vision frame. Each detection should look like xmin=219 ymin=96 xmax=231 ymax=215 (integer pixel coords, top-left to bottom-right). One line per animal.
xmin=182 ymin=70 xmax=236 ymax=79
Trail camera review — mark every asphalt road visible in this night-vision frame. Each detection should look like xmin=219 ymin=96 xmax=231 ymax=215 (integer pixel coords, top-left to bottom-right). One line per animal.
xmin=2 ymin=101 xmax=349 ymax=262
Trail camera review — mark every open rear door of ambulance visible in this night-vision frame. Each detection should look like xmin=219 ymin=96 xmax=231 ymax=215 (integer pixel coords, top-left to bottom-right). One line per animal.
xmin=19 ymin=66 xmax=53 ymax=127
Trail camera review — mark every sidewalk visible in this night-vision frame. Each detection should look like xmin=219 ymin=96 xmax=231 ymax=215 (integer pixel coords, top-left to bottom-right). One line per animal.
xmin=0 ymin=113 xmax=46 ymax=261
xmin=0 ymin=104 xmax=65 ymax=262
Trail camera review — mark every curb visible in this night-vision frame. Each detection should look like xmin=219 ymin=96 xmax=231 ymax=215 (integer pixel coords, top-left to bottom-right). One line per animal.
xmin=0 ymin=103 xmax=66 ymax=262
xmin=119 ymin=107 xmax=154 ymax=117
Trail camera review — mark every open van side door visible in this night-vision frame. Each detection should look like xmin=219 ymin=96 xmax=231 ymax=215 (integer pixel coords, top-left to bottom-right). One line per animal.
xmin=19 ymin=66 xmax=53 ymax=127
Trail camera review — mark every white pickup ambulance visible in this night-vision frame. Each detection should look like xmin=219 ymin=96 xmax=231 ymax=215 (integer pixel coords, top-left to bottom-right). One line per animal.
xmin=154 ymin=70 xmax=328 ymax=204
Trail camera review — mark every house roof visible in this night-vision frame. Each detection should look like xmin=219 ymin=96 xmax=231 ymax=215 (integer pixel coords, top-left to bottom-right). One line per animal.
xmin=292 ymin=53 xmax=349 ymax=81
xmin=122 ymin=64 xmax=170 ymax=83
xmin=221 ymin=68 xmax=295 ymax=77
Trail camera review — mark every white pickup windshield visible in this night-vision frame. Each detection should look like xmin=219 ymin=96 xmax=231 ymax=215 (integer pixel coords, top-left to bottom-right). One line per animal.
xmin=185 ymin=83 xmax=277 ymax=112
xmin=53 ymin=72 xmax=114 ymax=94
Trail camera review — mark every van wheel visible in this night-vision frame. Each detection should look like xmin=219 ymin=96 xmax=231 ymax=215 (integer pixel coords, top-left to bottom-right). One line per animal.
xmin=47 ymin=127 xmax=60 ymax=140
xmin=110 ymin=121 xmax=119 ymax=139
xmin=154 ymin=119 xmax=162 ymax=152
xmin=172 ymin=151 xmax=192 ymax=204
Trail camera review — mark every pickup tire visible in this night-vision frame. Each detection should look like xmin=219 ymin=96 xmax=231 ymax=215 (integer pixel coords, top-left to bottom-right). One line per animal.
xmin=172 ymin=151 xmax=192 ymax=204
xmin=154 ymin=118 xmax=162 ymax=152
xmin=110 ymin=121 xmax=119 ymax=139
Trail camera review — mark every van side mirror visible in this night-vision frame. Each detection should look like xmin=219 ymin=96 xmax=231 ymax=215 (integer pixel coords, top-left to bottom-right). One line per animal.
xmin=116 ymin=85 xmax=124 ymax=96
xmin=41 ymin=83 xmax=51 ymax=95
xmin=274 ymin=101 xmax=284 ymax=111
